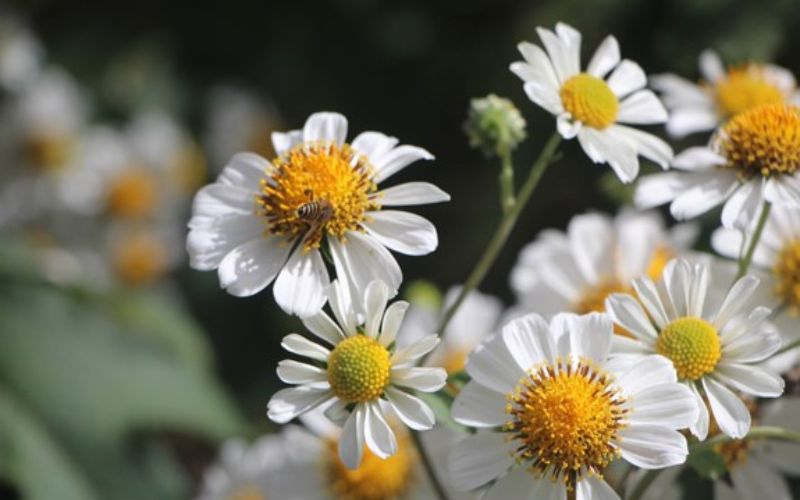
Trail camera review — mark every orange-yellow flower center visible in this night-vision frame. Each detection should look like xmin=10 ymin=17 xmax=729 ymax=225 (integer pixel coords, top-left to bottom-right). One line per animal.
xmin=107 ymin=169 xmax=160 ymax=218
xmin=773 ymin=239 xmax=800 ymax=311
xmin=505 ymin=359 xmax=627 ymax=490
xmin=111 ymin=231 xmax=168 ymax=287
xmin=324 ymin=431 xmax=416 ymax=500
xmin=656 ymin=317 xmax=721 ymax=381
xmin=258 ymin=142 xmax=378 ymax=251
xmin=717 ymin=104 xmax=800 ymax=178
xmin=647 ymin=246 xmax=674 ymax=281
xmin=327 ymin=335 xmax=391 ymax=403
xmin=714 ymin=66 xmax=786 ymax=117
xmin=226 ymin=485 xmax=266 ymax=500
xmin=560 ymin=73 xmax=619 ymax=129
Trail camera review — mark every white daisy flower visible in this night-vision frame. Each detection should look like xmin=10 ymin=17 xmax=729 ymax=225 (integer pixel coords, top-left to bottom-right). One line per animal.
xmin=605 ymin=258 xmax=785 ymax=439
xmin=266 ymin=279 xmax=447 ymax=469
xmin=636 ymin=103 xmax=800 ymax=230
xmin=0 ymin=14 xmax=42 ymax=93
xmin=651 ymin=49 xmax=800 ymax=138
xmin=712 ymin=205 xmax=800 ymax=372
xmin=509 ymin=210 xmax=697 ymax=319
xmin=195 ymin=432 xmax=320 ymax=500
xmin=510 ymin=22 xmax=672 ymax=183
xmin=187 ymin=111 xmax=449 ymax=317
xmin=448 ymin=311 xmax=698 ymax=499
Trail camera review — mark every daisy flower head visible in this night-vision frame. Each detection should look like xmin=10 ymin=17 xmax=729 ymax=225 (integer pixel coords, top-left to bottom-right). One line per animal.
xmin=651 ymin=50 xmax=799 ymax=138
xmin=604 ymin=258 xmax=785 ymax=439
xmin=510 ymin=210 xmax=696 ymax=320
xmin=510 ymin=22 xmax=672 ymax=183
xmin=187 ymin=111 xmax=450 ymax=317
xmin=636 ymin=102 xmax=800 ymax=230
xmin=448 ymin=311 xmax=697 ymax=499
xmin=266 ymin=279 xmax=447 ymax=469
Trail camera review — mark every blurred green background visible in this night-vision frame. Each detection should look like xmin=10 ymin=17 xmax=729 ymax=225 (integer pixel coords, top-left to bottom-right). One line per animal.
xmin=2 ymin=0 xmax=800 ymax=498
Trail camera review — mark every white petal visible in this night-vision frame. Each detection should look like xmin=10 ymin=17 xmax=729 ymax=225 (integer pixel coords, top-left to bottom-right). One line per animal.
xmin=703 ymin=377 xmax=751 ymax=438
xmin=606 ymin=293 xmax=659 ymax=343
xmin=555 ymin=23 xmax=581 ymax=76
xmin=665 ymin=107 xmax=720 ymax=138
xmin=587 ymin=35 xmax=620 ymax=78
xmin=328 ymin=279 xmax=357 ymax=334
xmin=502 ymin=313 xmax=556 ymax=371
xmin=567 ymin=311 xmax=613 ymax=364
xmin=688 ymin=382 xmax=710 ymax=440
xmin=722 ymin=181 xmax=763 ymax=230
xmin=324 ymin=399 xmax=350 ymax=427
xmin=301 ymin=312 xmax=345 ymax=346
xmin=610 ymin=125 xmax=673 ymax=169
xmin=557 ymin=113 xmax=582 ymax=138
xmin=764 ymin=175 xmax=800 ymax=207
xmin=568 ymin=212 xmax=615 ymax=284
xmin=280 ymin=334 xmax=330 ymax=362
xmin=607 ymin=59 xmax=647 ymax=98
xmin=373 ymin=145 xmax=434 ymax=184
xmin=390 ymin=366 xmax=447 ymax=392
xmin=329 ymin=233 xmax=402 ymax=309
xmin=218 ymin=237 xmax=292 ymax=297
xmin=713 ymin=275 xmax=760 ymax=329
xmin=363 ymin=210 xmax=438 ymax=256
xmin=663 ymin=258 xmax=691 ymax=317
xmin=631 ymin=277 xmax=670 ymax=329
xmin=617 ymin=425 xmax=688 ymax=468
xmin=730 ymin=457 xmax=793 ymax=500
xmin=363 ymin=280 xmax=390 ymax=338
xmin=302 ymin=112 xmax=347 ymax=145
xmin=271 ymin=130 xmax=302 ymax=155
xmin=579 ymin=128 xmax=639 ymax=183
xmin=217 ymin=152 xmax=268 ymax=188
xmin=670 ymin=174 xmax=739 ymax=221
xmin=448 ymin=432 xmax=514 ymax=491
xmin=339 ymin=405 xmax=365 ymax=469
xmin=617 ymin=90 xmax=668 ymax=124
xmin=384 ymin=387 xmax=435 ymax=430
xmin=363 ymin=402 xmax=397 ymax=459
xmin=615 ymin=355 xmax=677 ymax=397
xmin=465 ymin=333 xmax=524 ymax=394
xmin=522 ymin=79 xmax=563 ymax=116
xmin=187 ymin=215 xmax=264 ymax=271
xmin=536 ymin=26 xmax=573 ymax=83
xmin=516 ymin=41 xmax=560 ymax=91
xmin=351 ymin=131 xmax=399 ymax=163
xmin=191 ymin=183 xmax=253 ymax=218
xmin=452 ymin=381 xmax=508 ymax=427
xmin=391 ymin=336 xmax=440 ymax=366
xmin=375 ymin=182 xmax=450 ymax=206
xmin=713 ymin=364 xmax=784 ymax=397
xmin=380 ymin=300 xmax=409 ymax=347
xmin=276 ymin=359 xmax=328 ymax=386
xmin=273 ymin=247 xmax=330 ymax=317
xmin=267 ymin=386 xmax=332 ymax=424
xmin=486 ymin=469 xmax=566 ymax=500
xmin=699 ymin=50 xmax=725 ymax=82
xmin=672 ymin=146 xmax=726 ymax=171
xmin=722 ymin=324 xmax=781 ymax=362
xmin=626 ymin=383 xmax=699 ymax=428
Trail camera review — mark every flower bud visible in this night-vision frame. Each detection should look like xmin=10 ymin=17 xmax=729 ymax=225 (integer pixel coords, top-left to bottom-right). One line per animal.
xmin=464 ymin=94 xmax=527 ymax=157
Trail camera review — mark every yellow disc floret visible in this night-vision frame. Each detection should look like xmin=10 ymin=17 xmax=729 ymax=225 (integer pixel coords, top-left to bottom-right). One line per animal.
xmin=327 ymin=335 xmax=391 ymax=403
xmin=773 ymin=240 xmax=800 ymax=311
xmin=656 ymin=317 xmax=721 ymax=381
xmin=714 ymin=66 xmax=785 ymax=117
xmin=717 ymin=104 xmax=800 ymax=178
xmin=258 ymin=142 xmax=378 ymax=251
xmin=107 ymin=169 xmax=160 ymax=218
xmin=505 ymin=359 xmax=627 ymax=490
xmin=560 ymin=73 xmax=619 ymax=129
xmin=325 ymin=431 xmax=416 ymax=499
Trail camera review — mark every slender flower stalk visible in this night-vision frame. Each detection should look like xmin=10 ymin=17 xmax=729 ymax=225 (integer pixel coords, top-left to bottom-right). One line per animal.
xmin=409 ymin=428 xmax=450 ymax=500
xmin=736 ymin=200 xmax=771 ymax=279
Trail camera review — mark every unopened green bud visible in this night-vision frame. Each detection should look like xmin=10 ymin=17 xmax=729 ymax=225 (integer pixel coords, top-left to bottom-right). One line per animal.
xmin=464 ymin=94 xmax=527 ymax=157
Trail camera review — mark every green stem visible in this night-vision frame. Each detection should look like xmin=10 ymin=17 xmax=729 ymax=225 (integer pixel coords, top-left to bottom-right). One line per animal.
xmin=627 ymin=469 xmax=659 ymax=500
xmin=430 ymin=131 xmax=562 ymax=346
xmin=498 ymin=146 xmax=515 ymax=213
xmin=410 ymin=430 xmax=450 ymax=500
xmin=736 ymin=201 xmax=771 ymax=280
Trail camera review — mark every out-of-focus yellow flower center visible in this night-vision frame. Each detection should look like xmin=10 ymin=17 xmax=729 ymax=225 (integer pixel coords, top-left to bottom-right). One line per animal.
xmin=560 ymin=73 xmax=619 ymax=129
xmin=327 ymin=335 xmax=391 ymax=403
xmin=24 ymin=132 xmax=74 ymax=172
xmin=169 ymin=144 xmax=207 ymax=194
xmin=773 ymin=240 xmax=800 ymax=311
xmin=574 ymin=279 xmax=633 ymax=337
xmin=656 ymin=317 xmax=721 ymax=381
xmin=709 ymin=399 xmax=759 ymax=469
xmin=717 ymin=104 xmax=800 ymax=178
xmin=441 ymin=348 xmax=468 ymax=375
xmin=325 ymin=431 xmax=416 ymax=500
xmin=714 ymin=66 xmax=785 ymax=117
xmin=227 ymin=485 xmax=266 ymax=500
xmin=107 ymin=169 xmax=159 ymax=218
xmin=258 ymin=142 xmax=378 ymax=251
xmin=111 ymin=232 xmax=167 ymax=287
xmin=647 ymin=246 xmax=674 ymax=281
xmin=505 ymin=359 xmax=627 ymax=490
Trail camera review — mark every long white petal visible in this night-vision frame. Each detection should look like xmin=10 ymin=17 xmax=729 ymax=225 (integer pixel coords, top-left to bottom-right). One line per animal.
xmin=451 ymin=381 xmax=508 ymax=427
xmin=363 ymin=280 xmax=390 ymax=338
xmin=301 ymin=312 xmax=346 ymax=346
xmin=587 ymin=35 xmax=620 ymax=78
xmin=617 ymin=90 xmax=668 ymax=124
xmin=384 ymin=387 xmax=435 ymax=430
xmin=280 ymin=334 xmax=330 ymax=362
xmin=273 ymin=247 xmax=330 ymax=317
xmin=363 ymin=210 xmax=438 ymax=256
xmin=390 ymin=366 xmax=447 ymax=392
xmin=714 ymin=364 xmax=784 ymax=397
xmin=380 ymin=300 xmax=409 ymax=347
xmin=267 ymin=386 xmax=332 ymax=424
xmin=375 ymin=182 xmax=450 ymax=206
xmin=617 ymin=425 xmax=688 ymax=468
xmin=218 ymin=237 xmax=292 ymax=297
xmin=302 ymin=112 xmax=347 ymax=145
xmin=276 ymin=359 xmax=328 ymax=386
xmin=363 ymin=402 xmax=397 ymax=459
xmin=703 ymin=377 xmax=751 ymax=438
xmin=607 ymin=59 xmax=647 ymax=98
xmin=338 ymin=404 xmax=365 ymax=469
xmin=448 ymin=432 xmax=514 ymax=491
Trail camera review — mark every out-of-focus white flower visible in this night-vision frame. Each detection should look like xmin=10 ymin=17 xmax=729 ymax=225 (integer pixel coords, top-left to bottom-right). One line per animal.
xmin=652 ymin=50 xmax=800 ymax=138
xmin=187 ymin=111 xmax=449 ymax=317
xmin=0 ymin=14 xmax=42 ymax=93
xmin=510 ymin=22 xmax=672 ymax=183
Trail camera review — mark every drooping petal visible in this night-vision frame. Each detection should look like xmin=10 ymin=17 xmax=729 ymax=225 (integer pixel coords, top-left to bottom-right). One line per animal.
xmin=273 ymin=247 xmax=330 ymax=317
xmin=384 ymin=387 xmax=436 ymax=430
xmin=218 ymin=236 xmax=292 ymax=297
xmin=703 ymin=377 xmax=751 ymax=438
xmin=338 ymin=404 xmax=365 ymax=469
xmin=363 ymin=402 xmax=397 ymax=459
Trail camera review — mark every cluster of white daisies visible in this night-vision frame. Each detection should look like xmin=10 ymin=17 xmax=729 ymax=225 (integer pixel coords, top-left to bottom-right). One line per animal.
xmin=187 ymin=22 xmax=800 ymax=500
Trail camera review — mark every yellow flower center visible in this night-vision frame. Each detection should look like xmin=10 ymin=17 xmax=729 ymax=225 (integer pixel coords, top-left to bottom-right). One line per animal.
xmin=714 ymin=66 xmax=785 ymax=117
xmin=773 ymin=240 xmax=800 ymax=311
xmin=325 ymin=431 xmax=415 ymax=500
xmin=560 ymin=73 xmax=619 ymax=129
xmin=647 ymin=246 xmax=674 ymax=281
xmin=574 ymin=279 xmax=634 ymax=337
xmin=107 ymin=169 xmax=160 ymax=218
xmin=717 ymin=104 xmax=800 ymax=178
xmin=656 ymin=317 xmax=721 ymax=381
xmin=258 ymin=142 xmax=379 ymax=251
xmin=505 ymin=359 xmax=627 ymax=490
xmin=327 ymin=335 xmax=391 ymax=403
xmin=227 ymin=485 xmax=266 ymax=500
xmin=111 ymin=232 xmax=168 ymax=287
xmin=24 ymin=132 xmax=74 ymax=172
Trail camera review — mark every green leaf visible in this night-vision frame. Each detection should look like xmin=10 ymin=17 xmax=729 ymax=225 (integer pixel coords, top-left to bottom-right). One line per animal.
xmin=686 ymin=446 xmax=727 ymax=480
xmin=0 ymin=386 xmax=100 ymax=500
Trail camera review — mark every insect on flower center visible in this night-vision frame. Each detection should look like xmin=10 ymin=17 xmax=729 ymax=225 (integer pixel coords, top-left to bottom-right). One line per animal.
xmin=656 ymin=317 xmax=721 ymax=381
xmin=772 ymin=240 xmax=800 ymax=311
xmin=258 ymin=142 xmax=379 ymax=251
xmin=714 ymin=66 xmax=785 ymax=117
xmin=717 ymin=104 xmax=800 ymax=178
xmin=327 ymin=335 xmax=391 ymax=403
xmin=226 ymin=485 xmax=266 ymax=500
xmin=107 ymin=168 xmax=160 ymax=218
xmin=560 ymin=73 xmax=619 ymax=129
xmin=505 ymin=359 xmax=627 ymax=490
xmin=324 ymin=431 xmax=416 ymax=499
